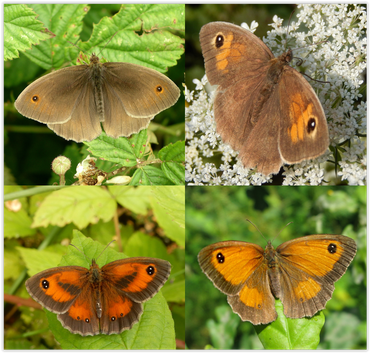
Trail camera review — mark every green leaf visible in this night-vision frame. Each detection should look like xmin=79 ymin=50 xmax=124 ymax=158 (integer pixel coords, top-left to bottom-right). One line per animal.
xmin=158 ymin=141 xmax=185 ymax=185
xmin=162 ymin=162 xmax=185 ymax=185
xmin=130 ymin=166 xmax=173 ymax=185
xmin=150 ymin=186 xmax=185 ymax=247
xmin=85 ymin=125 xmax=185 ymax=186
xmin=161 ymin=279 xmax=185 ymax=303
xmin=4 ymin=207 xmax=35 ymax=238
xmin=158 ymin=140 xmax=185 ymax=162
xmin=86 ymin=131 xmax=149 ymax=167
xmin=125 ymin=231 xmax=171 ymax=260
xmin=79 ymin=4 xmax=184 ymax=72
xmin=4 ymin=4 xmax=52 ymax=61
xmin=18 ymin=247 xmax=64 ymax=276
xmin=14 ymin=4 xmax=86 ymax=68
xmin=32 ymin=186 xmax=116 ymax=229
xmin=10 ymin=4 xmax=184 ymax=71
xmin=108 ymin=186 xmax=152 ymax=215
xmin=255 ymin=300 xmax=325 ymax=349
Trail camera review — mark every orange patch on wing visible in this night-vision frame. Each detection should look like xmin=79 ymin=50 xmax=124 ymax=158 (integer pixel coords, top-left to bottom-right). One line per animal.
xmin=210 ymin=247 xmax=262 ymax=285
xmin=110 ymin=263 xmax=156 ymax=293
xmin=68 ymin=299 xmax=92 ymax=320
xmin=239 ymin=283 xmax=264 ymax=309
xmin=214 ymin=34 xmax=239 ymax=72
xmin=292 ymin=277 xmax=322 ymax=302
xmin=288 ymin=94 xmax=315 ymax=143
xmin=40 ymin=272 xmax=81 ymax=302
xmin=284 ymin=240 xmax=343 ymax=277
xmin=108 ymin=296 xmax=132 ymax=318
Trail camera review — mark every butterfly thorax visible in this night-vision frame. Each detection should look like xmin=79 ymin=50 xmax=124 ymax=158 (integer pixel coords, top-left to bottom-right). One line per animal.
xmin=266 ymin=48 xmax=293 ymax=84
xmin=89 ymin=259 xmax=103 ymax=318
xmin=264 ymin=242 xmax=282 ymax=299
xmin=89 ymin=53 xmax=100 ymax=65
xmin=89 ymin=259 xmax=102 ymax=283
xmin=89 ymin=53 xmax=105 ymax=121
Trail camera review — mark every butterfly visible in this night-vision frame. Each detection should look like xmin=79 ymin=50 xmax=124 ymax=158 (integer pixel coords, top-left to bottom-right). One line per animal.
xmin=200 ymin=22 xmax=329 ymax=175
xmin=26 ymin=251 xmax=171 ymax=336
xmin=198 ymin=234 xmax=356 ymax=325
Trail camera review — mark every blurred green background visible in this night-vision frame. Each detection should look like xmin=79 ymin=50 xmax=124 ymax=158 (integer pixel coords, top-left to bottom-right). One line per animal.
xmin=185 ymin=186 xmax=366 ymax=349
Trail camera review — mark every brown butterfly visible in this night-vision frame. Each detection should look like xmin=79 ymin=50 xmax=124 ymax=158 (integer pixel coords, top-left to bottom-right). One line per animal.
xmin=15 ymin=53 xmax=180 ymax=142
xmin=200 ymin=22 xmax=329 ymax=175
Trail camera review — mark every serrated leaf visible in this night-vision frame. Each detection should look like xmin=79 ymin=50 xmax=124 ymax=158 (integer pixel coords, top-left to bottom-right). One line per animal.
xmin=158 ymin=141 xmax=185 ymax=185
xmin=4 ymin=4 xmax=52 ymax=61
xmin=158 ymin=140 xmax=185 ymax=162
xmin=86 ymin=131 xmax=149 ymax=166
xmin=16 ymin=4 xmax=86 ymax=69
xmin=10 ymin=4 xmax=184 ymax=71
xmin=79 ymin=4 xmax=184 ymax=72
xmin=130 ymin=166 xmax=173 ymax=185
xmin=162 ymin=162 xmax=185 ymax=185
xmin=32 ymin=186 xmax=116 ymax=229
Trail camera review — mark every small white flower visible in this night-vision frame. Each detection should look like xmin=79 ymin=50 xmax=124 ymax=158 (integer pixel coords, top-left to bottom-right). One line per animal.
xmin=75 ymin=155 xmax=97 ymax=178
xmin=241 ymin=21 xmax=259 ymax=33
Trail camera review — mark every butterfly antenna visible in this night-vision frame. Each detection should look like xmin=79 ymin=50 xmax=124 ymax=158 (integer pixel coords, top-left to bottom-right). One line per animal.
xmin=69 ymin=243 xmax=91 ymax=262
xmin=271 ymin=222 xmax=294 ymax=244
xmin=283 ymin=9 xmax=296 ymax=50
xmin=68 ymin=31 xmax=121 ymax=63
xmin=69 ymin=243 xmax=84 ymax=255
xmin=287 ymin=9 xmax=296 ymax=36
xmin=96 ymin=240 xmax=117 ymax=261
xmin=245 ymin=218 xmax=268 ymax=243
xmin=69 ymin=240 xmax=116 ymax=262
xmin=280 ymin=221 xmax=293 ymax=235
xmin=97 ymin=31 xmax=120 ymax=58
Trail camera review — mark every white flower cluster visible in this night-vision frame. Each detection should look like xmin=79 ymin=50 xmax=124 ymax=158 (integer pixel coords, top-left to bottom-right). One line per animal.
xmin=185 ymin=4 xmax=367 ymax=185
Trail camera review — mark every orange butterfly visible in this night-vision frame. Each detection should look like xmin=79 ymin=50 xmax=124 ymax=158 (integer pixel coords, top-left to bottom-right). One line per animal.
xmin=198 ymin=234 xmax=356 ymax=325
xmin=26 ymin=253 xmax=171 ymax=336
